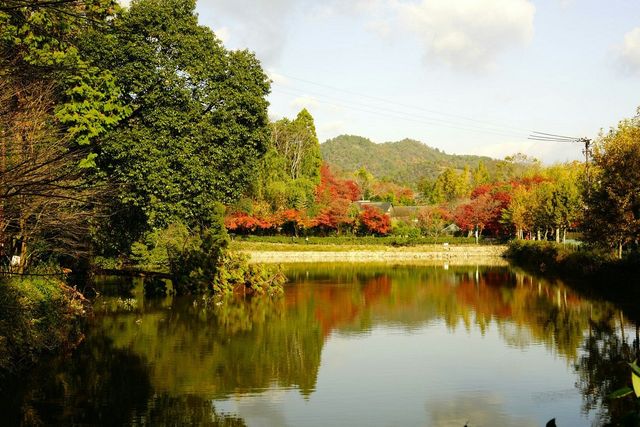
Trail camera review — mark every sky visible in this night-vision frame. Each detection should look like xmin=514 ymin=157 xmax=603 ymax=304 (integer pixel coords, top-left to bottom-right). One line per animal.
xmin=191 ymin=0 xmax=640 ymax=163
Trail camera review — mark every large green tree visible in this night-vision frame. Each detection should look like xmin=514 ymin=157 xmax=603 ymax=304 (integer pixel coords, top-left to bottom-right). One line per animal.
xmin=83 ymin=0 xmax=271 ymax=242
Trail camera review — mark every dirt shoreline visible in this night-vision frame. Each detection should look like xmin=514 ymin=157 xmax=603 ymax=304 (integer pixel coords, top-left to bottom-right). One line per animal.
xmin=244 ymin=245 xmax=508 ymax=264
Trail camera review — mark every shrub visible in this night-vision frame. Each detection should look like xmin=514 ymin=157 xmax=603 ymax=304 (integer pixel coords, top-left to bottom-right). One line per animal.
xmin=213 ymin=252 xmax=285 ymax=296
xmin=0 ymin=277 xmax=89 ymax=374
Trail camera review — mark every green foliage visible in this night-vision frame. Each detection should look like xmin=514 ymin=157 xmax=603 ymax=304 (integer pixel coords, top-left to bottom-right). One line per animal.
xmin=253 ymin=109 xmax=322 ymax=211
xmin=212 ymin=252 xmax=285 ymax=296
xmin=130 ymin=222 xmax=194 ymax=271
xmin=0 ymin=0 xmax=130 ymax=149
xmin=86 ymin=0 xmax=271 ymax=238
xmin=0 ymin=277 xmax=89 ymax=374
xmin=505 ymin=240 xmax=640 ymax=279
xmin=432 ymin=167 xmax=470 ymax=203
xmin=391 ymin=220 xmax=421 ymax=238
xmin=321 ymin=135 xmax=497 ymax=186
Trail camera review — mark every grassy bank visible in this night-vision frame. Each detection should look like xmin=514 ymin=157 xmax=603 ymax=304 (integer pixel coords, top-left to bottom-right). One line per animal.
xmin=0 ymin=276 xmax=90 ymax=375
xmin=505 ymin=240 xmax=640 ymax=279
xmin=229 ymin=235 xmax=494 ymax=252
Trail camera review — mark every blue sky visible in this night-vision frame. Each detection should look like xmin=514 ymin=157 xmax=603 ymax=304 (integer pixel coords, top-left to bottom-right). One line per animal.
xmin=194 ymin=0 xmax=640 ymax=163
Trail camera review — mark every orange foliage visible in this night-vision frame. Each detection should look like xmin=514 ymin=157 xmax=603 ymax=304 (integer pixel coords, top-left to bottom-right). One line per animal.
xmin=359 ymin=205 xmax=391 ymax=235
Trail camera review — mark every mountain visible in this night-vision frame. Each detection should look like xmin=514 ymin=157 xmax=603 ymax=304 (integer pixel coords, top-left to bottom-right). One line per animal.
xmin=320 ymin=135 xmax=497 ymax=185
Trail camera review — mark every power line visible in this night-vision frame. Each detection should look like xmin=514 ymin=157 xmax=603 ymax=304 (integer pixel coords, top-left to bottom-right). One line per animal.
xmin=275 ymin=72 xmax=534 ymax=135
xmin=273 ymin=87 xmax=529 ymax=140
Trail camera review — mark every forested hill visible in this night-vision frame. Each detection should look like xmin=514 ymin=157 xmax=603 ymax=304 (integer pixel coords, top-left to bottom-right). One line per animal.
xmin=321 ymin=135 xmax=498 ymax=185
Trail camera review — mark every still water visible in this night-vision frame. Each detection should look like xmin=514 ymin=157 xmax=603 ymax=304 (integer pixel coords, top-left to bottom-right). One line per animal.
xmin=2 ymin=263 xmax=639 ymax=426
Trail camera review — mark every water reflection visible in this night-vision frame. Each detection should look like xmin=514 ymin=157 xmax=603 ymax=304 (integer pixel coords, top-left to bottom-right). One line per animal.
xmin=426 ymin=392 xmax=538 ymax=427
xmin=1 ymin=264 xmax=638 ymax=426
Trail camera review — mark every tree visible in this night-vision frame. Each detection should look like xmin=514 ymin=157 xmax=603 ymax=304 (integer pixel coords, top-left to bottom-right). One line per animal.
xmin=270 ymin=109 xmax=322 ymax=182
xmin=84 ymin=0 xmax=271 ymax=244
xmin=417 ymin=206 xmax=448 ymax=239
xmin=0 ymin=0 xmax=127 ymax=271
xmin=0 ymin=0 xmax=128 ymax=152
xmin=473 ymin=161 xmax=491 ymax=187
xmin=253 ymin=110 xmax=322 ymax=212
xmin=453 ymin=194 xmax=499 ymax=241
xmin=432 ymin=168 xmax=468 ymax=203
xmin=0 ymin=80 xmax=101 ymax=272
xmin=502 ymin=186 xmax=534 ymax=240
xmin=585 ymin=111 xmax=640 ymax=258
xmin=354 ymin=166 xmax=374 ymax=200
xmin=358 ymin=206 xmax=391 ymax=236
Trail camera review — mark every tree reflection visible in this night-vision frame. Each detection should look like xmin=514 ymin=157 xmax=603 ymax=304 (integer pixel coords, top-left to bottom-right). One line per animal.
xmin=11 ymin=265 xmax=637 ymax=425
xmin=575 ymin=315 xmax=640 ymax=425
xmin=0 ymin=331 xmax=247 ymax=426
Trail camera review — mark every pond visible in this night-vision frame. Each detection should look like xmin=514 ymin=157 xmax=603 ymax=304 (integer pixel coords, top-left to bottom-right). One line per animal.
xmin=2 ymin=263 xmax=639 ymax=426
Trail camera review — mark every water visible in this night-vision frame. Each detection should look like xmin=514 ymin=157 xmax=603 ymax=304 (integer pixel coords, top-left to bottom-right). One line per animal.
xmin=2 ymin=263 xmax=639 ymax=426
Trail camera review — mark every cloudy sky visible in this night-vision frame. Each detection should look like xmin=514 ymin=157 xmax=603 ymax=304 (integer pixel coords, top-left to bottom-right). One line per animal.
xmin=193 ymin=0 xmax=640 ymax=163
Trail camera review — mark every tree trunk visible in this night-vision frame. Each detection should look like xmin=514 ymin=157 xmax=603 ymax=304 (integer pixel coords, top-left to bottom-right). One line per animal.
xmin=562 ymin=228 xmax=566 ymax=243
xmin=537 ymin=229 xmax=541 ymax=241
xmin=18 ymin=238 xmax=27 ymax=274
xmin=618 ymin=240 xmax=623 ymax=259
xmin=555 ymin=227 xmax=560 ymax=243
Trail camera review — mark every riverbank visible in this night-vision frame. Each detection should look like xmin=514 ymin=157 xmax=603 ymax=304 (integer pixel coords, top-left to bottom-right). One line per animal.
xmin=0 ymin=276 xmax=90 ymax=376
xmin=505 ymin=240 xmax=640 ymax=322
xmin=237 ymin=242 xmax=508 ymax=264
xmin=505 ymin=240 xmax=640 ymax=279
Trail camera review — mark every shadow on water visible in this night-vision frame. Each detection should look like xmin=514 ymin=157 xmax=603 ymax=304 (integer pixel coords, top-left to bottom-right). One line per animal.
xmin=0 ymin=331 xmax=247 ymax=426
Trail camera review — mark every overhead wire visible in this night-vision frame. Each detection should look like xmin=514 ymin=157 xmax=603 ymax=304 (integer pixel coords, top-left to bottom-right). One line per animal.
xmin=275 ymin=73 xmax=534 ymax=135
xmin=272 ymin=86 xmax=529 ymax=140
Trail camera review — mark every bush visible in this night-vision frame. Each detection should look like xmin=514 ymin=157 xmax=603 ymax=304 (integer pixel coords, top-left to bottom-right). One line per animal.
xmin=131 ymin=215 xmax=285 ymax=296
xmin=0 ymin=277 xmax=89 ymax=374
xmin=213 ymin=252 xmax=285 ymax=296
xmin=505 ymin=240 xmax=634 ymax=278
xmin=168 ymin=225 xmax=228 ymax=295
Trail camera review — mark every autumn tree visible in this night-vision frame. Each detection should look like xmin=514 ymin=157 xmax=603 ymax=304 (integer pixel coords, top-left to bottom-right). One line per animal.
xmin=358 ymin=206 xmax=391 ymax=236
xmin=0 ymin=80 xmax=103 ymax=272
xmin=355 ymin=166 xmax=374 ymax=200
xmin=584 ymin=111 xmax=640 ymax=258
xmin=453 ymin=193 xmax=500 ymax=242
xmin=417 ymin=206 xmax=449 ymax=239
xmin=313 ymin=164 xmax=360 ymax=234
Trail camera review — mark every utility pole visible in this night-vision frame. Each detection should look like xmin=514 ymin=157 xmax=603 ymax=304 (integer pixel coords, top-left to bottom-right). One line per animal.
xmin=578 ymin=137 xmax=592 ymax=195
xmin=528 ymin=131 xmax=592 ymax=190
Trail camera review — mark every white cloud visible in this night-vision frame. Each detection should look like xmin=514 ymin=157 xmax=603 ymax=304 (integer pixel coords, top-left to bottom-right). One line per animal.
xmin=366 ymin=20 xmax=393 ymax=38
xmin=618 ymin=27 xmax=640 ymax=75
xmin=266 ymin=69 xmax=289 ymax=86
xmin=318 ymin=120 xmax=347 ymax=136
xmin=197 ymin=0 xmax=303 ymax=65
xmin=395 ymin=0 xmax=535 ymax=70
xmin=290 ymin=95 xmax=320 ymax=110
